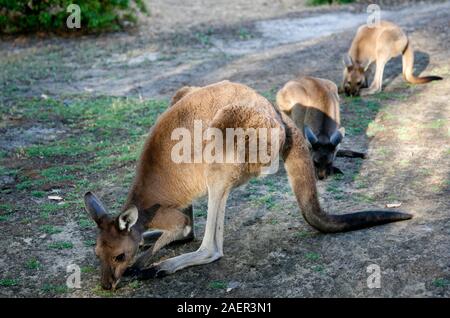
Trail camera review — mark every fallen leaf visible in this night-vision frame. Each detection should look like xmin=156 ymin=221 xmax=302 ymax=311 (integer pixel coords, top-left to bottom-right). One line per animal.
xmin=48 ymin=195 xmax=63 ymax=201
xmin=386 ymin=202 xmax=402 ymax=208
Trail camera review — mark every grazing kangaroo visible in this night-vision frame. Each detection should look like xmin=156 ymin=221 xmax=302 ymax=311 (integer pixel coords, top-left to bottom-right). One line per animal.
xmin=84 ymin=81 xmax=411 ymax=290
xmin=342 ymin=20 xmax=442 ymax=96
xmin=277 ymin=76 xmax=366 ymax=179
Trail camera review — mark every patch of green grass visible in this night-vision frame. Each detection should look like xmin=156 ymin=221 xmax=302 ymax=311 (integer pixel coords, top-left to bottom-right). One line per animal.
xmin=354 ymin=193 xmax=375 ymax=203
xmin=48 ymin=241 xmax=74 ymax=250
xmin=31 ymin=190 xmax=46 ymax=198
xmin=195 ymin=29 xmax=213 ymax=46
xmin=84 ymin=239 xmax=96 ymax=247
xmin=249 ymin=178 xmax=261 ymax=185
xmin=352 ymin=173 xmax=364 ymax=188
xmin=40 ymin=203 xmax=66 ymax=219
xmin=254 ymin=194 xmax=276 ymax=209
xmin=0 ymin=203 xmax=14 ymax=221
xmin=26 ymin=258 xmax=41 ymax=270
xmin=81 ymin=266 xmax=96 ymax=273
xmin=326 ymin=181 xmax=345 ymax=200
xmin=78 ymin=218 xmax=93 ymax=229
xmin=21 ymin=217 xmax=32 ymax=224
xmin=40 ymin=166 xmax=79 ymax=182
xmin=0 ymin=279 xmax=18 ymax=287
xmin=373 ymin=91 xmax=408 ymax=101
xmin=128 ymin=280 xmax=141 ymax=289
xmin=237 ymin=27 xmax=253 ymax=40
xmin=0 ymin=49 xmax=72 ymax=101
xmin=342 ymin=97 xmax=382 ymax=136
xmin=194 ymin=210 xmax=207 ymax=218
xmin=16 ymin=178 xmax=42 ymax=190
xmin=26 ymin=141 xmax=91 ymax=158
xmin=268 ymin=218 xmax=278 ymax=225
xmin=209 ymin=281 xmax=227 ymax=289
xmin=312 ymin=265 xmax=325 ymax=273
xmin=432 ymin=278 xmax=450 ymax=288
xmin=425 ymin=119 xmax=446 ymax=130
xmin=0 ymin=166 xmax=17 ymax=177
xmin=295 ymin=231 xmax=312 ymax=239
xmin=0 ymin=203 xmax=14 ymax=214
xmin=41 ymin=283 xmax=68 ymax=294
xmin=305 ymin=252 xmax=321 ymax=261
xmin=93 ymin=285 xmax=115 ymax=297
xmin=39 ymin=225 xmax=63 ymax=235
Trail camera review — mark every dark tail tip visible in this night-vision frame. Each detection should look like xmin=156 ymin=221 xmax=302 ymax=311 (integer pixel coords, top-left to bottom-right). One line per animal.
xmin=313 ymin=210 xmax=413 ymax=233
xmin=421 ymin=76 xmax=443 ymax=83
xmin=426 ymin=76 xmax=443 ymax=81
xmin=393 ymin=211 xmax=413 ymax=220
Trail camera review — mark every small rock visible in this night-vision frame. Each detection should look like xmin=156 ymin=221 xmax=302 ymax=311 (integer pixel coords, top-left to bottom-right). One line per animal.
xmin=226 ymin=281 xmax=240 ymax=292
xmin=386 ymin=202 xmax=402 ymax=208
xmin=0 ymin=175 xmax=15 ymax=189
xmin=23 ymin=238 xmax=33 ymax=244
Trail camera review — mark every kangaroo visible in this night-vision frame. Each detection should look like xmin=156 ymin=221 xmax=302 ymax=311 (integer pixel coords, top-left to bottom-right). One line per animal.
xmin=342 ymin=20 xmax=442 ymax=96
xmin=84 ymin=80 xmax=412 ymax=290
xmin=277 ymin=76 xmax=366 ymax=180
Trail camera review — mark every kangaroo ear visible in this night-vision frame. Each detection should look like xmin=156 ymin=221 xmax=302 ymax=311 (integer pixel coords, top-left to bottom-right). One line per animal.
xmin=330 ymin=129 xmax=344 ymax=146
xmin=84 ymin=192 xmax=109 ymax=227
xmin=118 ymin=206 xmax=139 ymax=231
xmin=304 ymin=126 xmax=318 ymax=145
xmin=343 ymin=54 xmax=353 ymax=68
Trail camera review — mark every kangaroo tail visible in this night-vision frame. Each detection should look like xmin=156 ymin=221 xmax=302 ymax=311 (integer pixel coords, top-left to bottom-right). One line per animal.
xmin=402 ymin=40 xmax=443 ymax=84
xmin=281 ymin=115 xmax=412 ymax=233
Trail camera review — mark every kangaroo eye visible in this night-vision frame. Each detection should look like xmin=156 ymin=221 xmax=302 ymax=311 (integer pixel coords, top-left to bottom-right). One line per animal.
xmin=114 ymin=253 xmax=126 ymax=262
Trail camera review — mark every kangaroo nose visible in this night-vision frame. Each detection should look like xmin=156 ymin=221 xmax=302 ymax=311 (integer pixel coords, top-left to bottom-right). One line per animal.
xmin=317 ymin=170 xmax=327 ymax=180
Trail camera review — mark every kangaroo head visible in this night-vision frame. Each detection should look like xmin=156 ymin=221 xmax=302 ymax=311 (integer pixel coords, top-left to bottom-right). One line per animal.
xmin=304 ymin=126 xmax=345 ymax=180
xmin=84 ymin=192 xmax=142 ymax=290
xmin=342 ymin=55 xmax=369 ymax=96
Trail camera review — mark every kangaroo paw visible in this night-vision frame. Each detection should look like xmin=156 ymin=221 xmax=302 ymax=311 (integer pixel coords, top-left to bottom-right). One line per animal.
xmin=137 ymin=265 xmax=168 ymax=280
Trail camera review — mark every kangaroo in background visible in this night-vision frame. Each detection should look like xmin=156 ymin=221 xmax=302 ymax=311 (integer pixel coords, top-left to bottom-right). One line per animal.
xmin=84 ymin=81 xmax=411 ymax=290
xmin=277 ymin=76 xmax=366 ymax=179
xmin=342 ymin=20 xmax=442 ymax=96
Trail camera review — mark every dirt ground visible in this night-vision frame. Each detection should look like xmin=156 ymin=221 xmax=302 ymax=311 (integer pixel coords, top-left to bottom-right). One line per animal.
xmin=0 ymin=0 xmax=449 ymax=297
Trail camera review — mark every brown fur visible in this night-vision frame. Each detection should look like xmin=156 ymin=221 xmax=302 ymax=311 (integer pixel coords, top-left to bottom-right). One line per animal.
xmin=85 ymin=81 xmax=412 ymax=290
xmin=277 ymin=76 xmax=343 ymax=179
xmin=170 ymin=86 xmax=201 ymax=106
xmin=342 ymin=20 xmax=442 ymax=96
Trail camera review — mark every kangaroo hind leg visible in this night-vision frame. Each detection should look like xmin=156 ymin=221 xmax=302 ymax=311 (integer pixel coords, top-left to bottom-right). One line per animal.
xmin=138 ymin=165 xmax=237 ymax=279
